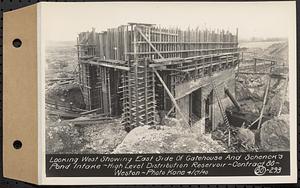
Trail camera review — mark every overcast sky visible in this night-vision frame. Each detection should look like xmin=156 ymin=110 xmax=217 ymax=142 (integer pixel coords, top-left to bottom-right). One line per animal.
xmin=41 ymin=2 xmax=295 ymax=42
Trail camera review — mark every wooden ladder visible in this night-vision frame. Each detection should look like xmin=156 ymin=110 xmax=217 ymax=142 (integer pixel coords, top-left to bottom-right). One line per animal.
xmin=120 ymin=59 xmax=156 ymax=130
xmin=209 ymin=75 xmax=231 ymax=146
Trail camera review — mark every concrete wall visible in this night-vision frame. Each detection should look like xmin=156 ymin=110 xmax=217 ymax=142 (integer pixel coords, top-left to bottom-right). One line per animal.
xmin=177 ymin=95 xmax=190 ymax=122
xmin=174 ymin=68 xmax=236 ymax=132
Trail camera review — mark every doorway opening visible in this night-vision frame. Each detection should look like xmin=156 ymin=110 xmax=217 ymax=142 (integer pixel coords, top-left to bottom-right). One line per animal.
xmin=205 ymin=90 xmax=213 ymax=132
xmin=189 ymin=88 xmax=202 ymax=124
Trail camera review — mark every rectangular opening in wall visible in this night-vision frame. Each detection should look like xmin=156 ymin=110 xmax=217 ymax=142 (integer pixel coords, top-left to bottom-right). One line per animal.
xmin=190 ymin=88 xmax=202 ymax=124
xmin=204 ymin=90 xmax=213 ymax=132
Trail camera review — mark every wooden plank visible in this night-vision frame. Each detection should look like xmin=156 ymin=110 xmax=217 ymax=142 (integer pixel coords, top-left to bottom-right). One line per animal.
xmin=82 ymin=60 xmax=129 ymax=71
xmin=277 ymin=78 xmax=289 ymax=116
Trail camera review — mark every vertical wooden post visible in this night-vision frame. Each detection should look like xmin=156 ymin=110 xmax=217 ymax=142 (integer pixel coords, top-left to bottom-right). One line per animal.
xmin=152 ymin=68 xmax=156 ymax=125
xmin=257 ymin=74 xmax=271 ymax=130
xmin=238 ymin=52 xmax=242 ymax=73
xmin=134 ymin=26 xmax=139 ymax=127
xmin=107 ymin=68 xmax=112 ymax=115
xmin=228 ymin=129 xmax=231 ymax=146
xmin=210 ymin=55 xmax=213 ymax=76
xmin=148 ymin=27 xmax=151 ymax=59
xmin=144 ymin=58 xmax=148 ymax=125
xmin=236 ymin=28 xmax=239 ymax=45
xmin=226 ymin=54 xmax=229 ymax=68
xmin=127 ymin=26 xmax=132 ymax=126
xmin=124 ymin=26 xmax=128 ymax=61
xmin=278 ymin=77 xmax=288 ymax=117
xmin=77 ymin=37 xmax=81 ymax=85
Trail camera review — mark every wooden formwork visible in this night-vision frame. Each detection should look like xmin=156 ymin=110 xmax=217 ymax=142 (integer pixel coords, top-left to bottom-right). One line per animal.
xmin=77 ymin=23 xmax=240 ymax=129
xmin=78 ymin=23 xmax=238 ymax=60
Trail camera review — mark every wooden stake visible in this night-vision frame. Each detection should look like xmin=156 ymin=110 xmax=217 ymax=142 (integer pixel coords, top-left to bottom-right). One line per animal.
xmin=257 ymin=73 xmax=271 ymax=130
xmin=278 ymin=77 xmax=289 ymax=116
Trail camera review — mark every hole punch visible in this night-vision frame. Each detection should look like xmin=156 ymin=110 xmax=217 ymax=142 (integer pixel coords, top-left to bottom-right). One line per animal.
xmin=12 ymin=39 xmax=22 ymax=48
xmin=13 ymin=140 xmax=22 ymax=149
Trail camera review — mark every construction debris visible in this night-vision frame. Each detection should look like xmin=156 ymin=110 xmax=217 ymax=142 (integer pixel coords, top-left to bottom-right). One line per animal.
xmin=46 ymin=81 xmax=85 ymax=110
xmin=211 ymin=125 xmax=258 ymax=152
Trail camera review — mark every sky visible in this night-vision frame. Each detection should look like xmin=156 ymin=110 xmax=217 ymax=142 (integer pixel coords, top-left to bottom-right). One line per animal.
xmin=41 ymin=2 xmax=295 ymax=42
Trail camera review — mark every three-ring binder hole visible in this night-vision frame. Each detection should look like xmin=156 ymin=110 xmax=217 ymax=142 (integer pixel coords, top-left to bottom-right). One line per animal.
xmin=12 ymin=39 xmax=22 ymax=48
xmin=13 ymin=140 xmax=22 ymax=149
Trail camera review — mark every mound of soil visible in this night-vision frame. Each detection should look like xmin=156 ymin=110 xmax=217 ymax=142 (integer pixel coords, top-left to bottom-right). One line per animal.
xmin=113 ymin=118 xmax=227 ymax=154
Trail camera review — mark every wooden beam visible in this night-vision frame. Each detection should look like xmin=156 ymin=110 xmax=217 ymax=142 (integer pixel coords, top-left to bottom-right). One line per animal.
xmin=136 ymin=27 xmax=164 ymax=59
xmin=149 ymin=52 xmax=239 ymax=66
xmin=80 ymin=108 xmax=101 ymax=115
xmin=254 ymin=57 xmax=278 ymax=62
xmin=125 ymin=47 xmax=238 ymax=55
xmin=83 ymin=60 xmax=130 ymax=71
xmin=237 ymin=71 xmax=287 ymax=78
xmin=153 ymin=69 xmax=190 ymax=127
xmin=166 ymin=105 xmax=175 ymax=117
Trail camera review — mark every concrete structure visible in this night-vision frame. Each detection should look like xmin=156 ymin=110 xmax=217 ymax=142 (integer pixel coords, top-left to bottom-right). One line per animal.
xmin=77 ymin=23 xmax=240 ymax=132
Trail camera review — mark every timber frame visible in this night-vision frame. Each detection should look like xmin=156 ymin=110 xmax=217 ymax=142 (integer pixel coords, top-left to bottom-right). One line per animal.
xmin=77 ymin=23 xmax=240 ymax=130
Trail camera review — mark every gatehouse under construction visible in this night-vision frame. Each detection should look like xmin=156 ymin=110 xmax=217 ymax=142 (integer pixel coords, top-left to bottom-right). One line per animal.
xmin=76 ymin=23 xmax=240 ymax=133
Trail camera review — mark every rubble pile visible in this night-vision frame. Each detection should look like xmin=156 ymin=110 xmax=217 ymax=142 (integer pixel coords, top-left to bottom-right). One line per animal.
xmin=46 ymin=118 xmax=127 ymax=154
xmin=260 ymin=115 xmax=290 ymax=151
xmin=212 ymin=125 xmax=258 ymax=152
xmin=236 ymin=74 xmax=288 ymax=116
xmin=46 ymin=119 xmax=87 ymax=154
xmin=236 ymin=74 xmax=269 ymax=101
xmin=80 ymin=119 xmax=127 ymax=154
xmin=46 ymin=82 xmax=85 ymax=109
